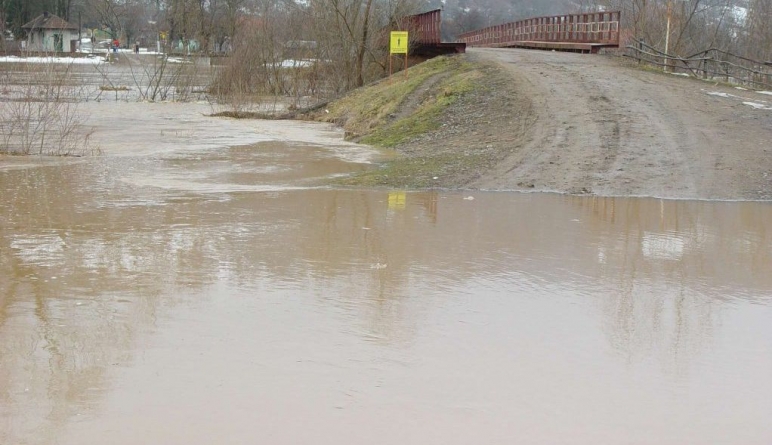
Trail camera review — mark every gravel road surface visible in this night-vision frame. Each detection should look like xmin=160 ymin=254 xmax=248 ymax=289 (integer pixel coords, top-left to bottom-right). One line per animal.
xmin=465 ymin=48 xmax=772 ymax=199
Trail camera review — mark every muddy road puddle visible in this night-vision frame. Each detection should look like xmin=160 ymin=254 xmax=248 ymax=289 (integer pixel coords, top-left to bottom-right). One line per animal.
xmin=1 ymin=117 xmax=771 ymax=444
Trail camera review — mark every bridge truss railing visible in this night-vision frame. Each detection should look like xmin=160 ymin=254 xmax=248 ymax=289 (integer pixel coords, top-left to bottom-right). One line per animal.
xmin=392 ymin=9 xmax=466 ymax=57
xmin=457 ymin=11 xmax=621 ymax=48
xmin=404 ymin=9 xmax=442 ymax=45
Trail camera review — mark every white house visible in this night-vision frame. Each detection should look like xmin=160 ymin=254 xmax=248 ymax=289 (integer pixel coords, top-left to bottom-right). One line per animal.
xmin=22 ymin=12 xmax=79 ymax=53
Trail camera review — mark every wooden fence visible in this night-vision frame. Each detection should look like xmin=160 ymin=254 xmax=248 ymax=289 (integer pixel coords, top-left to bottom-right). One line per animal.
xmin=627 ymin=40 xmax=772 ymax=90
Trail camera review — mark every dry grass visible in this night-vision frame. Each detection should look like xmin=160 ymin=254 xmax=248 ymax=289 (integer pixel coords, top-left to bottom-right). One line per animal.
xmin=315 ymin=56 xmax=470 ymax=140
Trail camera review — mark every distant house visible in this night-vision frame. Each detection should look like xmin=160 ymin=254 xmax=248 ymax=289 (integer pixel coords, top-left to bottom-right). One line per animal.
xmin=22 ymin=12 xmax=78 ymax=53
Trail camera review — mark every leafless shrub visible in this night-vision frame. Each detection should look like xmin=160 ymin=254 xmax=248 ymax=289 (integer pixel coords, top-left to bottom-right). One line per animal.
xmin=209 ymin=0 xmax=415 ymax=114
xmin=208 ymin=23 xmax=315 ymax=114
xmin=0 ymin=61 xmax=96 ymax=156
xmin=92 ymin=53 xmax=205 ymax=102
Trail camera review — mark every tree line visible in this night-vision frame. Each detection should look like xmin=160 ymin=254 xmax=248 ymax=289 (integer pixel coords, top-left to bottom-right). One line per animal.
xmin=1 ymin=0 xmax=419 ymax=86
xmin=2 ymin=0 xmax=769 ymax=94
xmin=4 ymin=0 xmax=769 ymax=59
xmin=585 ymin=0 xmax=771 ymax=62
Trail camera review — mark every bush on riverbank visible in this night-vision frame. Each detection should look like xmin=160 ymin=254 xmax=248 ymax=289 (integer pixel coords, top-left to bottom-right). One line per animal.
xmin=0 ymin=62 xmax=96 ymax=156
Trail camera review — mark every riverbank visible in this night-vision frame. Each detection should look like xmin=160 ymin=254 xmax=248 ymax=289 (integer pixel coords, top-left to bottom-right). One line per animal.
xmin=312 ymin=48 xmax=772 ymax=200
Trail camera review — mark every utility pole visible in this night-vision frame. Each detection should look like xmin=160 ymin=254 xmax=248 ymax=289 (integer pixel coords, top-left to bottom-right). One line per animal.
xmin=664 ymin=0 xmax=672 ymax=72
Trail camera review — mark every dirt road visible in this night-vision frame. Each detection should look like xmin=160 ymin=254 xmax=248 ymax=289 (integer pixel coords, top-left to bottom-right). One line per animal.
xmin=465 ymin=48 xmax=772 ymax=200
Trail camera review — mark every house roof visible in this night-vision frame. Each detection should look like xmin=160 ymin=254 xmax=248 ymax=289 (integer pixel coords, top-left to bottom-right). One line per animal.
xmin=22 ymin=13 xmax=77 ymax=31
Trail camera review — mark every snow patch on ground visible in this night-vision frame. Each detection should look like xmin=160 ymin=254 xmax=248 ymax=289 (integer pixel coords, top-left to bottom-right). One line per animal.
xmin=269 ymin=59 xmax=316 ymax=69
xmin=166 ymin=57 xmax=192 ymax=64
xmin=0 ymin=55 xmax=105 ymax=65
xmin=743 ymin=102 xmax=772 ymax=111
xmin=758 ymin=91 xmax=772 ymax=96
xmin=707 ymin=92 xmax=735 ymax=98
xmin=707 ymin=90 xmax=772 ymax=110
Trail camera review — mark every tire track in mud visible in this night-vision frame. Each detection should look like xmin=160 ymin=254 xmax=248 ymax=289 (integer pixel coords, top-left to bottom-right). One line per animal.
xmin=471 ymin=51 xmax=626 ymax=194
xmin=392 ymin=72 xmax=452 ymax=121
xmin=468 ymin=48 xmax=772 ymax=199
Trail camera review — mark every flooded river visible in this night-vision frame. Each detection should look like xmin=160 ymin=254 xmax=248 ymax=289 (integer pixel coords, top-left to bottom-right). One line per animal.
xmin=1 ymin=104 xmax=771 ymax=444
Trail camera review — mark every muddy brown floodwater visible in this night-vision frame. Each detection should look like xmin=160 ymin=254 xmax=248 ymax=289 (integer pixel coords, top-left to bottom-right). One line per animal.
xmin=1 ymin=103 xmax=772 ymax=445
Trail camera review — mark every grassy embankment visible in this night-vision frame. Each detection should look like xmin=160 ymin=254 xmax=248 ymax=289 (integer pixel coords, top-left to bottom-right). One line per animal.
xmin=315 ymin=55 xmax=486 ymax=188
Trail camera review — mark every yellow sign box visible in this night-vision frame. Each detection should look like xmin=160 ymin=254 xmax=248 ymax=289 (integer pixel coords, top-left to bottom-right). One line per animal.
xmin=390 ymin=31 xmax=409 ymax=55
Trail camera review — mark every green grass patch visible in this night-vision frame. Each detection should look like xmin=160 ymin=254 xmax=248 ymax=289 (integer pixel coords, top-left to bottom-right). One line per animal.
xmin=318 ymin=56 xmax=470 ymax=140
xmin=361 ymin=69 xmax=480 ymax=147
xmin=333 ymin=152 xmax=494 ymax=189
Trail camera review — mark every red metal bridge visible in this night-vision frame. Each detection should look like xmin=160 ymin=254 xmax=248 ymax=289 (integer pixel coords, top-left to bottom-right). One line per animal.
xmin=458 ymin=11 xmax=621 ymax=54
xmin=399 ymin=9 xmax=466 ymax=57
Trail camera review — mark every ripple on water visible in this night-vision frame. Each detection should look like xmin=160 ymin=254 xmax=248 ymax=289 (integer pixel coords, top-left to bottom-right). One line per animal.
xmin=1 ymin=130 xmax=771 ymax=445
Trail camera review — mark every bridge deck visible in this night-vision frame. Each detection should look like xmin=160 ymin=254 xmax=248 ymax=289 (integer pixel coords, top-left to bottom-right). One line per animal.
xmin=491 ymin=41 xmax=618 ymax=54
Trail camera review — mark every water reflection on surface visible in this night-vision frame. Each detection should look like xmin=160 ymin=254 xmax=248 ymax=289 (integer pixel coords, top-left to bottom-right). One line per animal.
xmin=1 ymin=141 xmax=771 ymax=444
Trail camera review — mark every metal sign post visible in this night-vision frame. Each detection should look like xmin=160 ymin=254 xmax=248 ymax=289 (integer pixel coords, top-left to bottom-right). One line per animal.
xmin=389 ymin=31 xmax=409 ymax=79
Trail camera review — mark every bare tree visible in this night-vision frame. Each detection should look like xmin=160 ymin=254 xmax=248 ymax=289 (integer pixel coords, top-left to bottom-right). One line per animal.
xmin=746 ymin=0 xmax=772 ymax=61
xmin=591 ymin=0 xmax=769 ymax=61
xmin=0 ymin=61 xmax=94 ymax=156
